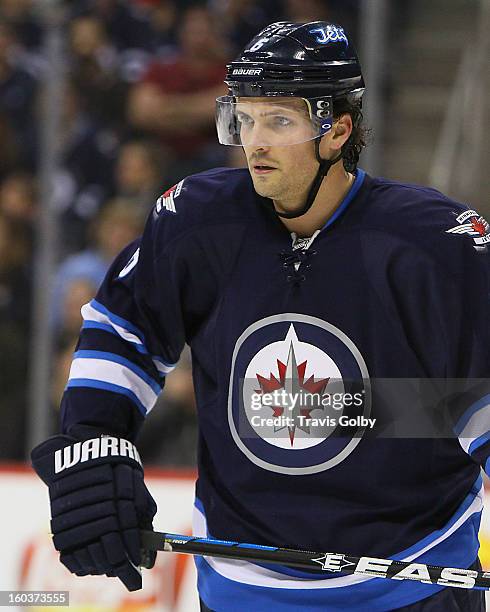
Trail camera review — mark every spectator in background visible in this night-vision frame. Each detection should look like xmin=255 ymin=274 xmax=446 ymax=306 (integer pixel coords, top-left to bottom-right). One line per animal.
xmin=0 ymin=110 xmax=21 ymax=179
xmin=0 ymin=20 xmax=37 ymax=169
xmin=70 ymin=0 xmax=152 ymax=52
xmin=0 ymin=213 xmax=32 ymax=459
xmin=142 ymin=0 xmax=178 ymax=57
xmin=54 ymin=79 xmax=118 ymax=253
xmin=69 ymin=15 xmax=128 ymax=130
xmin=0 ymin=171 xmax=37 ymax=228
xmin=0 ymin=212 xmax=31 ymax=330
xmin=52 ymin=200 xmax=144 ymax=335
xmin=114 ymin=139 xmax=170 ymax=222
xmin=127 ymin=5 xmax=228 ymax=177
xmin=0 ymin=0 xmax=42 ymax=66
xmin=70 ymin=0 xmax=155 ymax=84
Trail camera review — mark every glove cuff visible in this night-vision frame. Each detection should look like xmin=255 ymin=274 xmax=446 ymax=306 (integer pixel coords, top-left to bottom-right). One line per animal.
xmin=31 ymin=435 xmax=143 ymax=485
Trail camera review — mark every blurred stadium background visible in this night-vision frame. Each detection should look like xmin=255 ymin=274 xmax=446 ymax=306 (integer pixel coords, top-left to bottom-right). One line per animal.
xmin=0 ymin=0 xmax=489 ymax=609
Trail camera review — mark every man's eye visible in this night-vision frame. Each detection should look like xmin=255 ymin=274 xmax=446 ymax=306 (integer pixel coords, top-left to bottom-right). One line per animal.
xmin=273 ymin=116 xmax=293 ymax=128
xmin=237 ymin=113 xmax=253 ymax=126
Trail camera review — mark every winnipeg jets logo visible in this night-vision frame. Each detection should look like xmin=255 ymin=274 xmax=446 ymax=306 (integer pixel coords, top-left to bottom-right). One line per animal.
xmin=228 ymin=314 xmax=371 ymax=475
xmin=310 ymin=25 xmax=348 ymax=46
xmin=155 ymin=179 xmax=185 ymax=215
xmin=446 ymin=209 xmax=490 ymax=249
xmin=245 ymin=325 xmax=343 ymax=450
xmin=254 ymin=339 xmax=330 ymax=446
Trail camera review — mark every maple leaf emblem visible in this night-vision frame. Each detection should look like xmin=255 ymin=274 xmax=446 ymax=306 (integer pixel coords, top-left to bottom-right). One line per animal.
xmin=162 ymin=184 xmax=177 ymax=198
xmin=471 ymin=217 xmax=488 ymax=237
xmin=255 ymin=343 xmax=330 ymax=446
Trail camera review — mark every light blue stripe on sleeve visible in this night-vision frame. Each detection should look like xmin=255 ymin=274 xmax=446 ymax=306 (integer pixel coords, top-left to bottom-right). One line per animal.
xmin=90 ymin=299 xmax=147 ymax=343
xmin=73 ymin=350 xmax=162 ymax=394
xmin=80 ymin=322 xmax=150 ymax=353
xmin=82 ymin=302 xmax=178 ymax=372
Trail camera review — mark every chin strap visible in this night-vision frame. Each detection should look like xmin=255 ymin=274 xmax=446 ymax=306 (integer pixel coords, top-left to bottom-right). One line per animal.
xmin=273 ymin=138 xmax=343 ymax=220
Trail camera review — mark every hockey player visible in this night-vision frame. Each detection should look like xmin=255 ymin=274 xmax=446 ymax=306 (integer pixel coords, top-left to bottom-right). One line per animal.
xmin=31 ymin=21 xmax=490 ymax=611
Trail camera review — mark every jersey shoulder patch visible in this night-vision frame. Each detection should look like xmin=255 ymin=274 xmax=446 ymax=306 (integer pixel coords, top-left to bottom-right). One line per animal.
xmin=445 ymin=208 xmax=490 ymax=251
xmin=155 ymin=179 xmax=185 ymax=215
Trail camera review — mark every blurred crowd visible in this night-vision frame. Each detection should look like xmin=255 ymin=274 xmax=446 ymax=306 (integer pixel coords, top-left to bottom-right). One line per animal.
xmin=0 ymin=0 xmax=361 ymax=464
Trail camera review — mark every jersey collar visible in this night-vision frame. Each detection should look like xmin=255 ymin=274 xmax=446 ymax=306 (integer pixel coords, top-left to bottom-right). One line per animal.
xmin=321 ymin=168 xmax=366 ymax=231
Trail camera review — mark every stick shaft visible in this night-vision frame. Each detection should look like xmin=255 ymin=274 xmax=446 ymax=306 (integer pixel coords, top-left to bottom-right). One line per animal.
xmin=140 ymin=530 xmax=490 ymax=590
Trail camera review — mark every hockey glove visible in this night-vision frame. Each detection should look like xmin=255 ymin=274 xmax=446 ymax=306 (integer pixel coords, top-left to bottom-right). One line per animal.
xmin=31 ymin=433 xmax=157 ymax=591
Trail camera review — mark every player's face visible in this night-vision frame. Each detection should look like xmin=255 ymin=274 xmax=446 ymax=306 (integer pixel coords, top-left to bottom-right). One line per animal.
xmin=240 ymin=101 xmax=320 ymax=206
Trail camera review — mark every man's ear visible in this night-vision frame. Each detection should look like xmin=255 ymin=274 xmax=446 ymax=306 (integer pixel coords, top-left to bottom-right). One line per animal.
xmin=319 ymin=113 xmax=353 ymax=159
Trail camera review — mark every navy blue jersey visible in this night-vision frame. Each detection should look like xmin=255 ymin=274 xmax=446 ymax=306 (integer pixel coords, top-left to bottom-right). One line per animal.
xmin=61 ymin=168 xmax=490 ymax=611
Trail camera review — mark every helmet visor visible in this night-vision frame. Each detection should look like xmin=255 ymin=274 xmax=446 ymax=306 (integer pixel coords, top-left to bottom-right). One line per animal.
xmin=216 ymin=95 xmax=333 ymax=147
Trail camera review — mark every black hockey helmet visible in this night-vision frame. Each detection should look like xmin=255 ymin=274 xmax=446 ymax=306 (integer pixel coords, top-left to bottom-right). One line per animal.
xmin=216 ymin=22 xmax=365 ymax=219
xmin=226 ymin=21 xmax=363 ymax=101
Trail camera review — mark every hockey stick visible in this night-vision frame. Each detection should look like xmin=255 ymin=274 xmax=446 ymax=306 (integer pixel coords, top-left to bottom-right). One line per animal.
xmin=140 ymin=530 xmax=489 ymax=590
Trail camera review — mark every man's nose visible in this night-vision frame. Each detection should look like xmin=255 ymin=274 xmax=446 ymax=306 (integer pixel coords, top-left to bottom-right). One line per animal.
xmin=242 ymin=123 xmax=269 ymax=148
xmin=251 ymin=144 xmax=270 ymax=154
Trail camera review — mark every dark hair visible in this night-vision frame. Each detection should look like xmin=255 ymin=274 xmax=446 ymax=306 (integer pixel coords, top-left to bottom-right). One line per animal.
xmin=333 ymin=98 xmax=369 ymax=172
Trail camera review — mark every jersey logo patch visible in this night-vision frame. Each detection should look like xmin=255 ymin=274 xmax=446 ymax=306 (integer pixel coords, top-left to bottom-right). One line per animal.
xmin=446 ymin=209 xmax=490 ymax=249
xmin=155 ymin=179 xmax=184 ymax=215
xmin=228 ymin=314 xmax=371 ymax=475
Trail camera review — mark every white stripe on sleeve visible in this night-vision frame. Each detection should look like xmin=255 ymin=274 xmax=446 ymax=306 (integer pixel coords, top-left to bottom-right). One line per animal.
xmin=69 ymin=357 xmax=159 ymax=414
